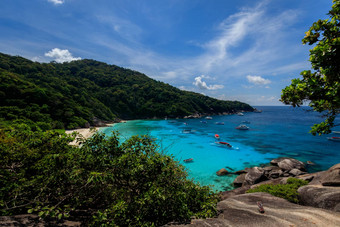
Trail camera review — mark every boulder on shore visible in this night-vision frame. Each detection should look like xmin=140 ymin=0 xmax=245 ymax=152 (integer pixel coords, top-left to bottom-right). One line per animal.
xmin=172 ymin=193 xmax=340 ymax=226
xmin=243 ymin=167 xmax=266 ymax=186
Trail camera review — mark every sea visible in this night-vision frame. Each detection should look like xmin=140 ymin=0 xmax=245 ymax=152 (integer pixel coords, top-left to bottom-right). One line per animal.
xmin=100 ymin=106 xmax=340 ymax=192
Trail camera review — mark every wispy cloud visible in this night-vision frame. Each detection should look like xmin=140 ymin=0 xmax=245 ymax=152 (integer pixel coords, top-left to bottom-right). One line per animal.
xmin=193 ymin=76 xmax=224 ymax=90
xmin=48 ymin=0 xmax=64 ymax=5
xmin=247 ymin=75 xmax=271 ymax=85
xmin=45 ymin=48 xmax=81 ymax=63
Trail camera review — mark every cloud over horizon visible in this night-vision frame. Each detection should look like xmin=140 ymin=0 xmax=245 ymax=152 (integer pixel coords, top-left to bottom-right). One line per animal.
xmin=193 ymin=76 xmax=224 ymax=90
xmin=45 ymin=48 xmax=81 ymax=63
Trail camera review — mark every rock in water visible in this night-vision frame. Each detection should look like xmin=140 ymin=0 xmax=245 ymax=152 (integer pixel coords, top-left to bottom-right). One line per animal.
xmin=216 ymin=168 xmax=229 ymax=176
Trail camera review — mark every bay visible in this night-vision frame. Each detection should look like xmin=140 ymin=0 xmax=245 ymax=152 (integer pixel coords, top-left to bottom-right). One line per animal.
xmin=100 ymin=106 xmax=340 ymax=191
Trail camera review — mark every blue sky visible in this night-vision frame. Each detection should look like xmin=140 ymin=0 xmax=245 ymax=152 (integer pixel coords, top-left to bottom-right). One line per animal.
xmin=0 ymin=0 xmax=332 ymax=105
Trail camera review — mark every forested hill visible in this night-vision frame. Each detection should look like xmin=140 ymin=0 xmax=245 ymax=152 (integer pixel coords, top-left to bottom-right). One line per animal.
xmin=0 ymin=52 xmax=253 ymax=129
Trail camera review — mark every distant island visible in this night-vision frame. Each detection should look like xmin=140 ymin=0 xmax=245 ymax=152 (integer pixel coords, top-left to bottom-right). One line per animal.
xmin=0 ymin=52 xmax=253 ymax=130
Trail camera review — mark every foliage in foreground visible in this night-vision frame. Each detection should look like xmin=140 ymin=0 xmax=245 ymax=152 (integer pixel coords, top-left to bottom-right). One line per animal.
xmin=281 ymin=0 xmax=340 ymax=135
xmin=246 ymin=178 xmax=308 ymax=204
xmin=0 ymin=124 xmax=218 ymax=226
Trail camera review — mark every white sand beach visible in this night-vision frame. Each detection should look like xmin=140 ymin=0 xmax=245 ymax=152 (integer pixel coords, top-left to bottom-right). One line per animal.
xmin=65 ymin=123 xmax=116 ymax=145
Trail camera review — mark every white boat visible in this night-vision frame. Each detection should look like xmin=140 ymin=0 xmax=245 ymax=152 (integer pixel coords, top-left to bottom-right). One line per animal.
xmin=237 ymin=112 xmax=244 ymax=116
xmin=205 ymin=116 xmax=213 ymax=120
xmin=236 ymin=124 xmax=249 ymax=130
xmin=327 ymin=136 xmax=340 ymax=142
xmin=331 ymin=131 xmax=340 ymax=134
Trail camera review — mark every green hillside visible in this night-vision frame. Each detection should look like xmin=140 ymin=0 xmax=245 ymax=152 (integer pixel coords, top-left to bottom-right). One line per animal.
xmin=0 ymin=52 xmax=253 ymax=129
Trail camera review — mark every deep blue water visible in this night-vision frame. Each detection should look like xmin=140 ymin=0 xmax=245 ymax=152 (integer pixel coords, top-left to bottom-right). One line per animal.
xmin=100 ymin=106 xmax=340 ymax=191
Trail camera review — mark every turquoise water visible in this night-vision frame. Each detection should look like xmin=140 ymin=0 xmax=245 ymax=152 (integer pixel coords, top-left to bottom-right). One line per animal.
xmin=100 ymin=106 xmax=340 ymax=191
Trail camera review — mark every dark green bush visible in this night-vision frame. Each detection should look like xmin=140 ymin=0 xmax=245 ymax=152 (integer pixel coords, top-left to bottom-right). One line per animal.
xmin=0 ymin=124 xmax=218 ymax=226
xmin=246 ymin=178 xmax=308 ymax=203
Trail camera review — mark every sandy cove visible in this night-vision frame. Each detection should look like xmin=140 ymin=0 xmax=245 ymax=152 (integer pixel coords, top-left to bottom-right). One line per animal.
xmin=65 ymin=123 xmax=117 ymax=145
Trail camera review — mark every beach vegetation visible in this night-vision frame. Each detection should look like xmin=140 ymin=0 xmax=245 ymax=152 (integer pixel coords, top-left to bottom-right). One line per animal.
xmin=246 ymin=178 xmax=308 ymax=204
xmin=0 ymin=124 xmax=219 ymax=226
xmin=281 ymin=0 xmax=340 ymax=135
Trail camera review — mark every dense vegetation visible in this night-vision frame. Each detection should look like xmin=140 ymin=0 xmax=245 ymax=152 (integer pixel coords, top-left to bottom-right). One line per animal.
xmin=0 ymin=124 xmax=219 ymax=226
xmin=247 ymin=178 xmax=308 ymax=204
xmin=281 ymin=0 xmax=340 ymax=135
xmin=0 ymin=52 xmax=253 ymax=129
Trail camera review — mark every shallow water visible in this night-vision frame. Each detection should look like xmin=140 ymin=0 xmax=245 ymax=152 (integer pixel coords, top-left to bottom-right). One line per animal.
xmin=100 ymin=106 xmax=340 ymax=191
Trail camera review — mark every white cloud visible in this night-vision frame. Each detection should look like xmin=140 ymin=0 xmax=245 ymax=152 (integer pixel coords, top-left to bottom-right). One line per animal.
xmin=48 ymin=0 xmax=64 ymax=5
xmin=246 ymin=75 xmax=271 ymax=85
xmin=45 ymin=48 xmax=81 ymax=63
xmin=193 ymin=76 xmax=224 ymax=90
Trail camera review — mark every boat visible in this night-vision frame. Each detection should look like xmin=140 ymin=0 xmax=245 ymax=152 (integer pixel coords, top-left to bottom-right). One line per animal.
xmin=200 ymin=121 xmax=207 ymax=124
xmin=242 ymin=121 xmax=250 ymax=124
xmin=327 ymin=136 xmax=340 ymax=142
xmin=236 ymin=124 xmax=249 ymax=130
xmin=215 ymin=134 xmax=220 ymax=139
xmin=215 ymin=141 xmax=232 ymax=148
xmin=205 ymin=116 xmax=213 ymax=120
xmin=182 ymin=129 xmax=192 ymax=134
xmin=237 ymin=112 xmax=244 ymax=116
xmin=332 ymin=131 xmax=340 ymax=134
xmin=215 ymin=122 xmax=224 ymax=125
xmin=254 ymin=109 xmax=262 ymax=113
xmin=183 ymin=158 xmax=194 ymax=163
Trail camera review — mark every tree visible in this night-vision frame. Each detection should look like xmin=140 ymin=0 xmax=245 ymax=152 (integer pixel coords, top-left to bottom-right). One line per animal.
xmin=281 ymin=0 xmax=340 ymax=135
xmin=0 ymin=124 xmax=218 ymax=226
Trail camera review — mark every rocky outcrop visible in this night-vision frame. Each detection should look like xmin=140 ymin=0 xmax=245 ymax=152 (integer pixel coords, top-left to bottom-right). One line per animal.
xmin=270 ymin=157 xmax=306 ymax=172
xmin=297 ymin=163 xmax=340 ymax=212
xmin=243 ymin=167 xmax=266 ymax=186
xmin=321 ymin=163 xmax=340 ymax=186
xmin=298 ymin=185 xmax=340 ymax=212
xmin=171 ymin=193 xmax=340 ymax=226
xmin=233 ymin=158 xmax=308 ymax=187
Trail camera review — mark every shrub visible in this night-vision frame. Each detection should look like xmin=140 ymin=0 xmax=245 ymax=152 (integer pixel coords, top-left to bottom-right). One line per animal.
xmin=0 ymin=124 xmax=218 ymax=226
xmin=246 ymin=178 xmax=308 ymax=204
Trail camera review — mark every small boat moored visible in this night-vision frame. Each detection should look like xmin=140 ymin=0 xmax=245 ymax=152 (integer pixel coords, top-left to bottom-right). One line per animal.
xmin=184 ymin=158 xmax=194 ymax=163
xmin=327 ymin=136 xmax=340 ymax=142
xmin=237 ymin=112 xmax=244 ymax=116
xmin=205 ymin=116 xmax=213 ymax=120
xmin=215 ymin=141 xmax=232 ymax=148
xmin=236 ymin=124 xmax=249 ymax=130
xmin=215 ymin=122 xmax=224 ymax=125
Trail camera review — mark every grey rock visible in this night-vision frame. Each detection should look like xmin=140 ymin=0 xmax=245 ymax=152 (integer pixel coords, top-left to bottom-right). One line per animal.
xmin=277 ymin=158 xmax=306 ymax=172
xmin=298 ymin=185 xmax=340 ymax=212
xmin=243 ymin=167 xmax=265 ymax=186
xmin=321 ymin=163 xmax=340 ymax=186
xmin=172 ymin=193 xmax=340 ymax=227
xmin=233 ymin=173 xmax=246 ymax=187
xmin=289 ymin=168 xmax=306 ymax=176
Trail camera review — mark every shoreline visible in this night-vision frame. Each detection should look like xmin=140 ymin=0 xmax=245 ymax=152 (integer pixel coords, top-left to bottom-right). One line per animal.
xmin=65 ymin=123 xmax=116 ymax=145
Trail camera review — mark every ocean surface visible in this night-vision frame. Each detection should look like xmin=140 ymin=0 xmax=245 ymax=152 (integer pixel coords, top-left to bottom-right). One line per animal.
xmin=100 ymin=106 xmax=340 ymax=191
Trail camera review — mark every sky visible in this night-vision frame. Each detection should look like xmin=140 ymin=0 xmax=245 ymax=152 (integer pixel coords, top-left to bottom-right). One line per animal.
xmin=0 ymin=0 xmax=333 ymax=106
